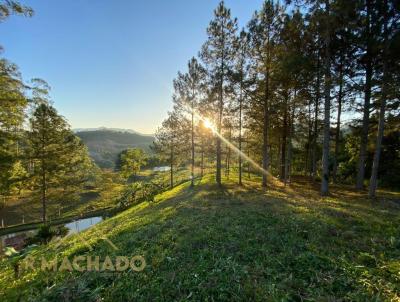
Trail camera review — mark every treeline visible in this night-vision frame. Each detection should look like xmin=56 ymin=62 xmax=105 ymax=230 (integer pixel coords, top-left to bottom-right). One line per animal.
xmin=0 ymin=2 xmax=95 ymax=222
xmin=154 ymin=0 xmax=400 ymax=197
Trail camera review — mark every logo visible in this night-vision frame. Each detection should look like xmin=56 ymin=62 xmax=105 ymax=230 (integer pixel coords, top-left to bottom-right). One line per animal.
xmin=16 ymin=226 xmax=146 ymax=275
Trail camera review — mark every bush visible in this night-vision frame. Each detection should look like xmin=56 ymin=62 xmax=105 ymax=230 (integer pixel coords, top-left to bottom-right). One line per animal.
xmin=36 ymin=224 xmax=56 ymax=243
xmin=116 ymin=182 xmax=166 ymax=208
xmin=28 ymin=224 xmax=69 ymax=245
xmin=54 ymin=225 xmax=69 ymax=237
xmin=0 ymin=198 xmax=5 ymax=210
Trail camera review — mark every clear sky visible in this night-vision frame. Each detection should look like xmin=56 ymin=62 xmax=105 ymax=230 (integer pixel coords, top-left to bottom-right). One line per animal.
xmin=0 ymin=0 xmax=264 ymax=134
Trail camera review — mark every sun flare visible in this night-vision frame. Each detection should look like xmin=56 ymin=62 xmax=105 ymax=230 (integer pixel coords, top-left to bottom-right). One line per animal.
xmin=203 ymin=118 xmax=214 ymax=130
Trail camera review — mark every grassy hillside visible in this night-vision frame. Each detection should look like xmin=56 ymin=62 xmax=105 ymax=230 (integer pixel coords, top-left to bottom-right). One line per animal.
xmin=1 ymin=175 xmax=399 ymax=301
xmin=0 ymin=169 xmax=188 ymax=230
xmin=0 ymin=171 xmax=124 ymax=228
xmin=76 ymin=129 xmax=154 ymax=168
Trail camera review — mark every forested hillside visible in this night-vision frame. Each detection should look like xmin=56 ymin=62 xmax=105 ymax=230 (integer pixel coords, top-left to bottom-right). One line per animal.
xmin=76 ymin=129 xmax=154 ymax=169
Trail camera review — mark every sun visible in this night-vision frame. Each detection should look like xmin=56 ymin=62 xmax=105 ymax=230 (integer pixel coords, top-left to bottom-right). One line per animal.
xmin=203 ymin=118 xmax=215 ymax=131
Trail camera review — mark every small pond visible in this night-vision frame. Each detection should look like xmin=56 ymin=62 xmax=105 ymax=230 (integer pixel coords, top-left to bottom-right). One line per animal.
xmin=0 ymin=216 xmax=103 ymax=251
xmin=64 ymin=216 xmax=103 ymax=235
xmin=153 ymin=166 xmax=171 ymax=172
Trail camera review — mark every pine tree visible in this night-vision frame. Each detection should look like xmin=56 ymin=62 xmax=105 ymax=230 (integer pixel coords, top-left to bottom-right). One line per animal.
xmin=0 ymin=0 xmax=33 ymax=51
xmin=231 ymin=29 xmax=250 ymax=185
xmin=119 ymin=148 xmax=148 ymax=180
xmin=28 ymin=103 xmax=92 ymax=222
xmin=275 ymin=10 xmax=308 ymax=184
xmin=0 ymin=0 xmax=33 ymax=22
xmin=368 ymin=0 xmax=399 ymax=198
xmin=153 ymin=110 xmax=189 ymax=188
xmin=355 ymin=0 xmax=379 ymax=190
xmin=320 ymin=0 xmax=333 ymax=196
xmin=330 ymin=2 xmax=357 ymax=183
xmin=0 ymin=59 xmax=27 ymax=195
xmin=248 ymin=0 xmax=283 ymax=188
xmin=55 ymin=132 xmax=94 ymax=201
xmin=173 ymin=57 xmax=206 ymax=186
xmin=200 ymin=1 xmax=237 ymax=186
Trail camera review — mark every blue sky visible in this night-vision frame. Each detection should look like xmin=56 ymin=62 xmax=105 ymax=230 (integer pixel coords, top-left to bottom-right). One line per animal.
xmin=0 ymin=0 xmax=265 ymax=134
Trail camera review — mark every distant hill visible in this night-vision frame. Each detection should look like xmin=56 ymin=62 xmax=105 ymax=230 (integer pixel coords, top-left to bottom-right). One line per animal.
xmin=73 ymin=127 xmax=154 ymax=136
xmin=75 ymin=128 xmax=154 ymax=169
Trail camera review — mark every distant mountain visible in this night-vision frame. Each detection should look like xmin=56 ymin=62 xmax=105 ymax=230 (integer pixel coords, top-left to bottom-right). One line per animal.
xmin=75 ymin=128 xmax=154 ymax=169
xmin=73 ymin=127 xmax=153 ymax=136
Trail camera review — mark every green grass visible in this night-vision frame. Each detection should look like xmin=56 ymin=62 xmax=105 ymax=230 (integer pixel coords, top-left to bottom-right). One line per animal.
xmin=0 ymin=168 xmax=188 ymax=233
xmin=0 ymin=174 xmax=399 ymax=301
xmin=138 ymin=167 xmax=193 ymax=187
xmin=0 ymin=185 xmax=123 ymax=227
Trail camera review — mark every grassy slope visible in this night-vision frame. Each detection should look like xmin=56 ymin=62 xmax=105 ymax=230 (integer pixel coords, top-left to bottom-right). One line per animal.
xmin=0 ymin=185 xmax=123 ymax=227
xmin=0 ymin=175 xmax=399 ymax=301
xmin=0 ymin=168 xmax=188 ymax=228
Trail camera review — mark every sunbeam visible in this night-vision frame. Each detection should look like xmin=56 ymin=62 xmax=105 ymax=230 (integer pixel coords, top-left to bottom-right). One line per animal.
xmin=182 ymin=104 xmax=273 ymax=180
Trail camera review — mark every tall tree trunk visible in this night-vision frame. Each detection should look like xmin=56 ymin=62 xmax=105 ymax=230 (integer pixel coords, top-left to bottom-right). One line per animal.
xmin=262 ymin=25 xmax=271 ymax=188
xmin=226 ymin=126 xmax=231 ymax=179
xmin=216 ymin=55 xmax=224 ymax=186
xmin=306 ymin=99 xmax=313 ymax=175
xmin=201 ymin=136 xmax=204 ymax=177
xmin=216 ymin=118 xmax=222 ymax=184
xmin=262 ymin=73 xmax=269 ymax=188
xmin=369 ymin=0 xmax=388 ymax=198
xmin=333 ymin=54 xmax=344 ymax=183
xmin=247 ymin=141 xmax=251 ymax=179
xmin=321 ymin=0 xmax=331 ymax=196
xmin=284 ymin=121 xmax=289 ymax=186
xmin=41 ymin=164 xmax=46 ymax=223
xmin=170 ymin=146 xmax=174 ymax=188
xmin=41 ymin=123 xmax=47 ymax=223
xmin=238 ymin=79 xmax=243 ymax=185
xmin=285 ymin=90 xmax=296 ymax=185
xmin=225 ymin=138 xmax=228 ymax=177
xmin=369 ymin=97 xmax=386 ymax=198
xmin=277 ymin=136 xmax=281 ymax=173
xmin=281 ymin=94 xmax=288 ymax=180
xmin=286 ymin=107 xmax=294 ymax=185
xmin=356 ymin=0 xmax=372 ymax=190
xmin=312 ymin=53 xmax=321 ymax=182
xmin=191 ymin=104 xmax=194 ymax=187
